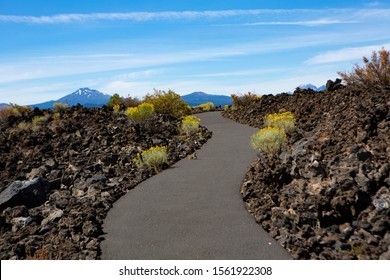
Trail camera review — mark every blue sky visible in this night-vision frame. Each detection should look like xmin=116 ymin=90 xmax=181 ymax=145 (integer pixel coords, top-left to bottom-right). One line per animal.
xmin=1 ymin=0 xmax=390 ymax=104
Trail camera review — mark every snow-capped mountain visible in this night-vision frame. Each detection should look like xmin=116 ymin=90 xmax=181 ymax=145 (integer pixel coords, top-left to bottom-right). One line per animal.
xmin=297 ymin=84 xmax=319 ymax=91
xmin=31 ymin=88 xmax=112 ymax=109
xmin=288 ymin=83 xmax=326 ymax=94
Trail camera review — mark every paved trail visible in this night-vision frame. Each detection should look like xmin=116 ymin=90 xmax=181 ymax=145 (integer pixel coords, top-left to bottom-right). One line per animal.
xmin=101 ymin=112 xmax=291 ymax=259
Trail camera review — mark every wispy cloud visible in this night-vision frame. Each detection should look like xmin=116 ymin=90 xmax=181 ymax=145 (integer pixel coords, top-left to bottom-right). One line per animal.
xmin=243 ymin=19 xmax=358 ymax=26
xmin=306 ymin=43 xmax=390 ymax=64
xmin=192 ymin=69 xmax=282 ymax=78
xmin=1 ymin=9 xmax=389 ymax=24
xmin=1 ymin=29 xmax=386 ymax=85
xmin=364 ymin=1 xmax=382 ymax=7
xmin=0 ymin=10 xmax=282 ymax=24
xmin=116 ymin=69 xmax=163 ymax=80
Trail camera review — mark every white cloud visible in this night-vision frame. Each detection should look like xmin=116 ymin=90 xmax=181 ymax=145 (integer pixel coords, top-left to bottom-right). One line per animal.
xmin=1 ymin=8 xmax=389 ymax=26
xmin=2 ymin=9 xmax=389 ymax=24
xmin=191 ymin=68 xmax=282 ymax=78
xmin=0 ymin=82 xmax=78 ymax=105
xmin=244 ymin=19 xmax=358 ymax=26
xmin=0 ymin=10 xmax=286 ymax=24
xmin=0 ymin=37 xmax=319 ymax=84
xmin=306 ymin=43 xmax=390 ymax=64
xmin=116 ymin=69 xmax=163 ymax=80
xmin=1 ymin=30 xmax=386 ymax=85
xmin=100 ymin=81 xmax=143 ymax=96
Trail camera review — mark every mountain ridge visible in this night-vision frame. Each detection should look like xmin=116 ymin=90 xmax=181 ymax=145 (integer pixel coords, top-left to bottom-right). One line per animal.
xmin=181 ymin=91 xmax=232 ymax=107
xmin=31 ymin=88 xmax=112 ymax=109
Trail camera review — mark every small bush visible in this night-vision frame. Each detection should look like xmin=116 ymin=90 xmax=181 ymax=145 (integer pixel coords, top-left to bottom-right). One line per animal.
xmin=143 ymin=89 xmax=191 ymax=117
xmin=125 ymin=102 xmax=155 ymax=123
xmin=250 ymin=127 xmax=287 ymax=155
xmin=231 ymin=92 xmax=261 ymax=109
xmin=52 ymin=112 xmax=61 ymax=122
xmin=53 ymin=102 xmax=68 ymax=113
xmin=122 ymin=96 xmax=140 ymax=108
xmin=18 ymin=121 xmax=31 ymax=130
xmin=31 ymin=115 xmax=47 ymax=131
xmin=0 ymin=106 xmax=21 ymax=122
xmin=181 ymin=115 xmax=201 ymax=136
xmin=198 ymin=102 xmax=214 ymax=111
xmin=263 ymin=112 xmax=296 ymax=134
xmin=107 ymin=93 xmax=123 ymax=107
xmin=0 ymin=103 xmax=32 ymax=124
xmin=133 ymin=146 xmax=168 ymax=173
xmin=338 ymin=48 xmax=390 ymax=91
xmin=113 ymin=104 xmax=121 ymax=114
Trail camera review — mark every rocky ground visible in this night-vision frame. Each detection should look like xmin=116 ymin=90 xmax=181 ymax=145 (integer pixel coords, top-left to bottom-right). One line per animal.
xmin=222 ymin=84 xmax=390 ymax=259
xmin=0 ymin=106 xmax=211 ymax=259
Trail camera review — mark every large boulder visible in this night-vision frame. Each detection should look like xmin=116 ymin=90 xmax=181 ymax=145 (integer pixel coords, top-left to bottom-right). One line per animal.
xmin=0 ymin=177 xmax=49 ymax=211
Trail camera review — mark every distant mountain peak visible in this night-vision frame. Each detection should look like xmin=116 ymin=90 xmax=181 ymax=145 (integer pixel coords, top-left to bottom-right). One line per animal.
xmin=287 ymin=83 xmax=326 ymax=94
xmin=297 ymin=84 xmax=318 ymax=91
xmin=181 ymin=92 xmax=232 ymax=107
xmin=189 ymin=91 xmax=208 ymax=96
xmin=31 ymin=87 xmax=112 ymax=109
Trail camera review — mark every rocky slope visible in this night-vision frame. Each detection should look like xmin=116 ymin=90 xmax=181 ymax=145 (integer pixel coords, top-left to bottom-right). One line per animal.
xmin=222 ymin=85 xmax=390 ymax=259
xmin=0 ymin=106 xmax=211 ymax=259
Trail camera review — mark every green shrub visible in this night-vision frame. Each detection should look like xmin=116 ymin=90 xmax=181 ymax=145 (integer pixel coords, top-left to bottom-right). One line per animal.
xmin=198 ymin=102 xmax=214 ymax=111
xmin=133 ymin=146 xmax=168 ymax=173
xmin=125 ymin=102 xmax=155 ymax=123
xmin=31 ymin=115 xmax=47 ymax=131
xmin=107 ymin=93 xmax=123 ymax=107
xmin=53 ymin=102 xmax=68 ymax=112
xmin=180 ymin=115 xmax=201 ymax=136
xmin=263 ymin=111 xmax=296 ymax=134
xmin=338 ymin=48 xmax=390 ymax=91
xmin=143 ymin=89 xmax=191 ymax=117
xmin=250 ymin=127 xmax=287 ymax=155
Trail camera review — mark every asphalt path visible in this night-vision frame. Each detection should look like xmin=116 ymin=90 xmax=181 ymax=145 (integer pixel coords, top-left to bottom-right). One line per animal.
xmin=101 ymin=111 xmax=291 ymax=259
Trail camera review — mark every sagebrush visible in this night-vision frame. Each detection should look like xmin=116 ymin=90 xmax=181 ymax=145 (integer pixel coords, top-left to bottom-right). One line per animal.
xmin=181 ymin=115 xmax=201 ymax=136
xmin=338 ymin=48 xmax=390 ymax=91
xmin=231 ymin=92 xmax=261 ymax=109
xmin=250 ymin=127 xmax=287 ymax=155
xmin=133 ymin=146 xmax=168 ymax=173
xmin=263 ymin=111 xmax=296 ymax=134
xmin=125 ymin=102 xmax=155 ymax=123
xmin=198 ymin=102 xmax=214 ymax=111
xmin=143 ymin=89 xmax=191 ymax=117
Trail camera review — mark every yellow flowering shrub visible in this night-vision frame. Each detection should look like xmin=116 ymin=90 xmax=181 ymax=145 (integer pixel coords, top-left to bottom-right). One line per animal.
xmin=250 ymin=127 xmax=287 ymax=155
xmin=125 ymin=102 xmax=155 ymax=123
xmin=180 ymin=115 xmax=201 ymax=136
xmin=143 ymin=89 xmax=191 ymax=117
xmin=263 ymin=111 xmax=296 ymax=134
xmin=113 ymin=104 xmax=120 ymax=113
xmin=198 ymin=102 xmax=214 ymax=111
xmin=133 ymin=146 xmax=168 ymax=173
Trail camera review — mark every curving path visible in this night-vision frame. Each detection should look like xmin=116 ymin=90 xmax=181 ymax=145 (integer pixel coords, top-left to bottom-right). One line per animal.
xmin=101 ymin=112 xmax=291 ymax=259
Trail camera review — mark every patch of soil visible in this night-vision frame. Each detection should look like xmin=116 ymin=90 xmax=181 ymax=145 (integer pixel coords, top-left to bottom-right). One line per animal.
xmin=0 ymin=106 xmax=211 ymax=259
xmin=223 ymin=86 xmax=390 ymax=259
